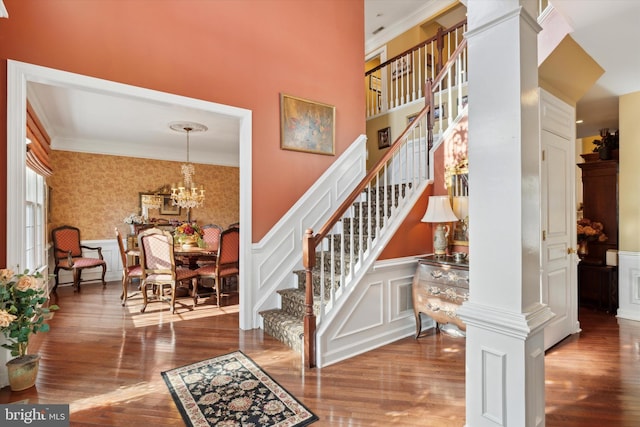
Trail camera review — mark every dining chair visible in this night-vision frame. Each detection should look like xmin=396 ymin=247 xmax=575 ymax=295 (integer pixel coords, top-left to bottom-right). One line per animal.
xmin=137 ymin=228 xmax=198 ymax=313
xmin=196 ymin=227 xmax=239 ymax=306
xmin=115 ymin=227 xmax=143 ymax=306
xmin=196 ymin=224 xmax=223 ymax=267
xmin=51 ymin=225 xmax=107 ymax=292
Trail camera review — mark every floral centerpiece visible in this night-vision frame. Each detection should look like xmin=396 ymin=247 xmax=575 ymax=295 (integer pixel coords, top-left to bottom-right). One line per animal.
xmin=577 ymin=218 xmax=608 ymax=243
xmin=175 ymin=222 xmax=203 ymax=247
xmin=0 ymin=269 xmax=59 ymax=390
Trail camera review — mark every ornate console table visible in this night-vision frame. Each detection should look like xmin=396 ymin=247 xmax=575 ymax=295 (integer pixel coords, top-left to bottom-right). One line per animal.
xmin=412 ymin=255 xmax=469 ymax=338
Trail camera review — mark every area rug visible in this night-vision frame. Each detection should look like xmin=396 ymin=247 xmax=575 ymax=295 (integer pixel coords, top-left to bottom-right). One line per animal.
xmin=161 ymin=350 xmax=318 ymax=427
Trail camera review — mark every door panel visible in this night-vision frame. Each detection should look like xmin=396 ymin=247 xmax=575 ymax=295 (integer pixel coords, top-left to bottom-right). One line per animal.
xmin=540 ymin=89 xmax=578 ymax=350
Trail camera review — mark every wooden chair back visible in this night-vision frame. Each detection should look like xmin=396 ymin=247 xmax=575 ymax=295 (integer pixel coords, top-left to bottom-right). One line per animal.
xmin=138 ymin=228 xmax=176 ymax=279
xmin=201 ymin=224 xmax=223 ymax=251
xmin=218 ymin=227 xmax=240 ymax=275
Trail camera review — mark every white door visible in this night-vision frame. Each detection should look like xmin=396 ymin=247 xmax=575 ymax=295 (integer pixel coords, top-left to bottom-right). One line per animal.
xmin=540 ymin=89 xmax=579 ymax=350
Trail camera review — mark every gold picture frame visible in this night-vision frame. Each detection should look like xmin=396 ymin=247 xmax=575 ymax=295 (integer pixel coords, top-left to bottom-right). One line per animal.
xmin=280 ymin=93 xmax=335 ymax=155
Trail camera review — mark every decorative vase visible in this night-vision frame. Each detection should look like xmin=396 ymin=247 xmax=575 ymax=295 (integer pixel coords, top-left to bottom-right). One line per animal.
xmin=180 ymin=235 xmax=198 ymax=249
xmin=599 ymin=146 xmax=611 ymax=160
xmin=6 ymin=354 xmax=40 ymax=391
xmin=577 ymin=240 xmax=588 ymax=260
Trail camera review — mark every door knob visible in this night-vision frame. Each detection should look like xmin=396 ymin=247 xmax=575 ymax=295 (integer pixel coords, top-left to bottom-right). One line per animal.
xmin=567 ymin=247 xmax=576 ymax=254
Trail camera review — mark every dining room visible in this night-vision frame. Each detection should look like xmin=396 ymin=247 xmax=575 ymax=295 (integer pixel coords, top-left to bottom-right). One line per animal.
xmin=47 ymin=142 xmax=240 ymax=301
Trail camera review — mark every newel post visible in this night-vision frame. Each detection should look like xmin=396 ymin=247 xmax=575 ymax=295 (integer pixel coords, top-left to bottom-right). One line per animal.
xmin=302 ymin=228 xmax=317 ymax=368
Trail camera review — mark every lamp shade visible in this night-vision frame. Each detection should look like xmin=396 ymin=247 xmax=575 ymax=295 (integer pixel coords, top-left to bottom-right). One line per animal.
xmin=421 ymin=196 xmax=459 ymax=223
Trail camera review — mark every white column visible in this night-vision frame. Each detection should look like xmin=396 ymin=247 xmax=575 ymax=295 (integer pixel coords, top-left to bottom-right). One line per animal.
xmin=458 ymin=1 xmax=554 ymax=426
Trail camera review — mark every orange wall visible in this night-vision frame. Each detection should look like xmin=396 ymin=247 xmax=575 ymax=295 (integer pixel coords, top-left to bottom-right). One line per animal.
xmin=49 ymin=151 xmax=239 ymax=241
xmin=0 ymin=0 xmax=365 ymax=264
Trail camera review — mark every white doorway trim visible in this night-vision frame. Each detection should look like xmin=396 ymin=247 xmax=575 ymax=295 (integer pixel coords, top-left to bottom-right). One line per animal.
xmin=6 ymin=60 xmax=253 ymax=329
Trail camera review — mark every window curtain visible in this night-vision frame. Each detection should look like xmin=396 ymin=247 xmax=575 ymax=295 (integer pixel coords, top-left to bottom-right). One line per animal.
xmin=26 ymin=101 xmax=53 ymax=177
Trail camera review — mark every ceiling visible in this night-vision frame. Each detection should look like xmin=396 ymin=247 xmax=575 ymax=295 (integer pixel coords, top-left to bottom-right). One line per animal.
xmin=23 ymin=0 xmax=640 ymax=160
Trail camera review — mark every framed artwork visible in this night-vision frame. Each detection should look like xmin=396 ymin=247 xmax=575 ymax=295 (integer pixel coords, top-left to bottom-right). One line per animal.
xmin=369 ymin=75 xmax=381 ymax=92
xmin=458 ymin=95 xmax=468 ymax=108
xmin=378 ymin=127 xmax=391 ymax=149
xmin=159 ymin=195 xmax=180 ymax=215
xmin=391 ymin=56 xmax=412 ymax=80
xmin=434 ymin=104 xmax=447 ymax=120
xmin=280 ymin=93 xmax=335 ymax=155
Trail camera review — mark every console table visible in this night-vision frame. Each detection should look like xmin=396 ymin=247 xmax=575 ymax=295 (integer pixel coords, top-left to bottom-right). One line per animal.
xmin=578 ymin=260 xmax=618 ymax=313
xmin=412 ymin=255 xmax=469 ymax=338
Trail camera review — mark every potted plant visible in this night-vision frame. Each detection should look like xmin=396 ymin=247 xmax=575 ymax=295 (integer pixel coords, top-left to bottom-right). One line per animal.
xmin=0 ymin=269 xmax=59 ymax=391
xmin=592 ymin=128 xmax=619 ymax=160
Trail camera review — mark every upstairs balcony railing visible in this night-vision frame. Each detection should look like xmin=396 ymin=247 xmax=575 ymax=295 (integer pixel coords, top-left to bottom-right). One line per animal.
xmin=365 ymin=20 xmax=467 ymax=118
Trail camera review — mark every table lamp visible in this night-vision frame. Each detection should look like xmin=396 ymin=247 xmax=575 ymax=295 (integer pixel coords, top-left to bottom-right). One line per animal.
xmin=421 ymin=195 xmax=459 ymax=256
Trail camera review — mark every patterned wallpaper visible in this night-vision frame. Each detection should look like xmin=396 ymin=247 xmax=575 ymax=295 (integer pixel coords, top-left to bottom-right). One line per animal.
xmin=49 ymin=150 xmax=240 ymax=241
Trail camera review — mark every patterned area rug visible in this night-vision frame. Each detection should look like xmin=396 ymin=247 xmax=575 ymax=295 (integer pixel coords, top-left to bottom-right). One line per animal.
xmin=161 ymin=351 xmax=318 ymax=427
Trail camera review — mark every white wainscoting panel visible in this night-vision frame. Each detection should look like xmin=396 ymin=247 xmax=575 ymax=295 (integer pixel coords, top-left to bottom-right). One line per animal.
xmin=250 ymin=136 xmax=367 ymax=328
xmin=317 ymin=256 xmax=429 ymax=367
xmin=617 ymin=251 xmax=640 ymax=321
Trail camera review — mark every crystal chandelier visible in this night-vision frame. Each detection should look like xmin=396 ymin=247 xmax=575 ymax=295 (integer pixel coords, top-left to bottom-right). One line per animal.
xmin=169 ymin=122 xmax=207 ymax=210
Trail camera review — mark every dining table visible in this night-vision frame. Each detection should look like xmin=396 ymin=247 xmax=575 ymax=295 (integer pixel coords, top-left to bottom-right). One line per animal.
xmin=127 ymin=245 xmax=217 ymax=270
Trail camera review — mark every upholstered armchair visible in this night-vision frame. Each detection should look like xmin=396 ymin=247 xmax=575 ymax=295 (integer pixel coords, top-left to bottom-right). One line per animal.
xmin=137 ymin=227 xmax=198 ymax=313
xmin=195 ymin=227 xmax=239 ymax=306
xmin=115 ymin=227 xmax=142 ymax=306
xmin=51 ymin=225 xmax=107 ymax=292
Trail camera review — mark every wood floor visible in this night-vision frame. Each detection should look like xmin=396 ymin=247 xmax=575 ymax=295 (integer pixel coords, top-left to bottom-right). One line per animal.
xmin=1 ymin=281 xmax=639 ymax=426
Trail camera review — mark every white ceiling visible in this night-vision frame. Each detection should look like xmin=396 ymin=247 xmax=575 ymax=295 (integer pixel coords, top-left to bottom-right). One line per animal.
xmin=24 ymin=0 xmax=640 ymax=159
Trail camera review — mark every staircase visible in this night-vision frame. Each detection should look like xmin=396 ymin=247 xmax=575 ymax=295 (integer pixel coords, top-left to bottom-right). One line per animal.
xmin=260 ymin=184 xmax=408 ymax=353
xmin=261 ymin=32 xmax=469 ymax=366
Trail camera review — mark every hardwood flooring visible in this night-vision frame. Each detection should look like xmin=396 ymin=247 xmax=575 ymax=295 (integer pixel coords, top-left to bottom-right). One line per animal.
xmin=1 ymin=281 xmax=639 ymax=426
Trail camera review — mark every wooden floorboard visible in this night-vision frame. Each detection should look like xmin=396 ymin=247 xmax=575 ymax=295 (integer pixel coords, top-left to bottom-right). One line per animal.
xmin=1 ymin=281 xmax=638 ymax=426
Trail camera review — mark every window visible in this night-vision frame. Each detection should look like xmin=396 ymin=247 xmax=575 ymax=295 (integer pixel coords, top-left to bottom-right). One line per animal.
xmin=25 ymin=167 xmax=46 ymax=272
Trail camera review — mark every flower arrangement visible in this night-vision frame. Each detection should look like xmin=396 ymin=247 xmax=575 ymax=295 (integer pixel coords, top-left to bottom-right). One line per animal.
xmin=175 ymin=222 xmax=202 ymax=238
xmin=0 ymin=269 xmax=59 ymax=358
xmin=123 ymin=213 xmax=145 ymax=225
xmin=577 ymin=218 xmax=608 ymax=243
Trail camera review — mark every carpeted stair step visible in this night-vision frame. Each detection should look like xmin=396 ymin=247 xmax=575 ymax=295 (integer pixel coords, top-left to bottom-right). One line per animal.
xmin=294 ymin=268 xmax=343 ymax=299
xmin=276 ymin=288 xmax=323 ymax=318
xmin=260 ymin=309 xmax=304 ymax=354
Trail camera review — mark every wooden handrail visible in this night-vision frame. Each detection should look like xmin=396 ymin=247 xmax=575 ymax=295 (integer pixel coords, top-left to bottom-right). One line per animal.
xmin=365 ymin=19 xmax=466 ymax=77
xmin=302 ymin=33 xmax=467 ymax=368
xmin=301 ymin=84 xmax=432 ymax=368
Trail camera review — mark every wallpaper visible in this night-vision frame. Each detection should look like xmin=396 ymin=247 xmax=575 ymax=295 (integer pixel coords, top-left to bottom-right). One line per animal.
xmin=49 ymin=151 xmax=239 ymax=241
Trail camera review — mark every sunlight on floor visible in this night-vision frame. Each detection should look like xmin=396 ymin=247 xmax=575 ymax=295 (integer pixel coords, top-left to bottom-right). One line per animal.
xmin=68 ymin=381 xmax=166 ymax=414
xmin=121 ymin=297 xmax=240 ymax=328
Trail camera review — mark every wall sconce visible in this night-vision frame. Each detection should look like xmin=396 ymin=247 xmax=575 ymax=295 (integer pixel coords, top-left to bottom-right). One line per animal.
xmin=421 ymin=195 xmax=458 ymax=256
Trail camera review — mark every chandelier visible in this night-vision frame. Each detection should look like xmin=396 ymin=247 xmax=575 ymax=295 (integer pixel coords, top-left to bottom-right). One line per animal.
xmin=169 ymin=121 xmax=208 ymax=210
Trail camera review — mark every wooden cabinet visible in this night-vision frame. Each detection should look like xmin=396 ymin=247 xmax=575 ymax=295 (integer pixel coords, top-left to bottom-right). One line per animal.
xmin=577 ymin=157 xmax=618 ymax=262
xmin=577 ymin=156 xmax=618 ymax=311
xmin=412 ymin=255 xmax=469 ymax=337
xmin=578 ymin=262 xmax=618 ymax=312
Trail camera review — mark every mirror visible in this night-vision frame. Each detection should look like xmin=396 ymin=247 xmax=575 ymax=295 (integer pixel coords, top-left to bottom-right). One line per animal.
xmin=446 ymin=163 xmax=468 ymax=246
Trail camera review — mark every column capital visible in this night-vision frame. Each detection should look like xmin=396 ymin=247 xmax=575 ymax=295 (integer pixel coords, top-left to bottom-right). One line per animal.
xmin=458 ymin=301 xmax=555 ymax=340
